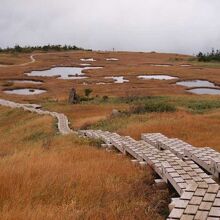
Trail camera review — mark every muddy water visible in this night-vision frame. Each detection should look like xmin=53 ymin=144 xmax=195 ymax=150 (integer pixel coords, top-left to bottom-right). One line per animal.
xmin=26 ymin=67 xmax=102 ymax=80
xmin=4 ymin=88 xmax=46 ymax=95
xmin=188 ymin=88 xmax=220 ymax=95
xmin=105 ymin=76 xmax=129 ymax=83
xmin=138 ymin=75 xmax=178 ymax=80
xmin=176 ymin=80 xmax=217 ymax=88
xmin=8 ymin=80 xmax=43 ymax=84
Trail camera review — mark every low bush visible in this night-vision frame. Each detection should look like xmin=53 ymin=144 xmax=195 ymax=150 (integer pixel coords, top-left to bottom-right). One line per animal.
xmin=102 ymin=95 xmax=109 ymax=102
xmin=79 ymin=96 xmax=94 ymax=102
xmin=130 ymin=101 xmax=176 ymax=114
xmin=84 ymin=88 xmax=93 ymax=97
xmin=0 ymin=44 xmax=87 ymax=53
xmin=197 ymin=49 xmax=220 ymax=62
xmin=119 ymin=96 xmax=166 ymax=104
xmin=187 ymin=100 xmax=220 ymax=112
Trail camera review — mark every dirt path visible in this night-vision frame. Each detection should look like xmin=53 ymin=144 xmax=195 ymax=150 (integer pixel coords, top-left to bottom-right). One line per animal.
xmin=0 ymin=54 xmax=36 ymax=67
xmin=0 ymin=98 xmax=73 ymax=135
xmin=0 ymin=51 xmax=82 ymax=68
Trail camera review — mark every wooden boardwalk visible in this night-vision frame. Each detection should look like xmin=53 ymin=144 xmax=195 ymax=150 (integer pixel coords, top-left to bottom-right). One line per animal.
xmin=142 ymin=133 xmax=220 ymax=179
xmin=1 ymin=97 xmax=220 ymax=219
xmin=0 ymin=98 xmax=73 ymax=135
xmin=79 ymin=130 xmax=220 ymax=220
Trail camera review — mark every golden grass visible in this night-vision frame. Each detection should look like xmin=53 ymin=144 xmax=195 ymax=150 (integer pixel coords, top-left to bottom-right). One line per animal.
xmin=0 ymin=53 xmax=31 ymax=65
xmin=1 ymin=50 xmax=220 ymax=219
xmin=43 ymin=102 xmax=128 ymax=129
xmin=0 ymin=106 xmax=169 ymax=219
xmin=1 ymin=50 xmax=220 ymax=103
xmin=119 ymin=110 xmax=220 ymax=151
xmin=0 ymin=106 xmax=54 ymax=155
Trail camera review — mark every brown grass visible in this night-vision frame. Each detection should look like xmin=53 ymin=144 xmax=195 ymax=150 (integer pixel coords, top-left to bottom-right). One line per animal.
xmin=1 ymin=50 xmax=219 ymax=103
xmin=0 ymin=106 xmax=169 ymax=220
xmin=118 ymin=110 xmax=220 ymax=151
xmin=43 ymin=102 xmax=128 ymax=129
xmin=1 ymin=50 xmax=220 ymax=219
xmin=0 ymin=53 xmax=31 ymax=65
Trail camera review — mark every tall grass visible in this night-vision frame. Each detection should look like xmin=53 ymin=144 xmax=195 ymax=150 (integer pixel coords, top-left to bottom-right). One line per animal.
xmin=187 ymin=100 xmax=220 ymax=113
xmin=129 ymin=101 xmax=176 ymax=114
xmin=0 ymin=106 xmax=169 ymax=219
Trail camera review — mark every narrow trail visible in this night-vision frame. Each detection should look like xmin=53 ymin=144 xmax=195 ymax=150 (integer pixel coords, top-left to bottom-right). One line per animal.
xmin=0 ymin=51 xmax=82 ymax=68
xmin=0 ymin=98 xmax=73 ymax=135
xmin=0 ymin=54 xmax=36 ymax=67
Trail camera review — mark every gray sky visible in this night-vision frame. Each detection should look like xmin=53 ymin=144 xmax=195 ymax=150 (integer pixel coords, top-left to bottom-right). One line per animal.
xmin=1 ymin=0 xmax=220 ymax=54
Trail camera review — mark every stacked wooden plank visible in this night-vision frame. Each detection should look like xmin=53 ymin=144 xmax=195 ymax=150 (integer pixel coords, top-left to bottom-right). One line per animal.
xmin=0 ymin=98 xmax=73 ymax=135
xmin=142 ymin=133 xmax=195 ymax=158
xmin=185 ymin=147 xmax=220 ymax=178
xmin=79 ymin=130 xmax=220 ymax=219
xmin=168 ymin=180 xmax=220 ymax=219
xmin=142 ymin=133 xmax=220 ymax=179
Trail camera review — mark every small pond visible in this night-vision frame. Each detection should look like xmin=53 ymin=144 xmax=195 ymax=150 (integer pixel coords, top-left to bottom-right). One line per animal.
xmin=188 ymin=88 xmax=220 ymax=95
xmin=8 ymin=80 xmax=43 ymax=84
xmin=151 ymin=64 xmax=172 ymax=67
xmin=176 ymin=80 xmax=217 ymax=88
xmin=80 ymin=63 xmax=91 ymax=66
xmin=80 ymin=58 xmax=96 ymax=62
xmin=180 ymin=64 xmax=191 ymax=67
xmin=105 ymin=76 xmax=129 ymax=83
xmin=26 ymin=67 xmax=102 ymax=80
xmin=106 ymin=58 xmax=119 ymax=61
xmin=4 ymin=88 xmax=46 ymax=95
xmin=138 ymin=75 xmax=178 ymax=80
xmin=96 ymin=82 xmax=107 ymax=85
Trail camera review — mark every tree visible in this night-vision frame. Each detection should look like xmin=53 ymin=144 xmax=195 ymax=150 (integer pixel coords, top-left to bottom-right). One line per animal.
xmin=84 ymin=88 xmax=93 ymax=97
xmin=14 ymin=44 xmax=22 ymax=52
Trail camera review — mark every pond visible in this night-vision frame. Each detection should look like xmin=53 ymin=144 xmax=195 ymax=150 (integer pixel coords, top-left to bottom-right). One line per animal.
xmin=180 ymin=64 xmax=191 ymax=67
xmin=105 ymin=76 xmax=129 ymax=83
xmin=106 ymin=58 xmax=119 ymax=61
xmin=80 ymin=58 xmax=96 ymax=62
xmin=4 ymin=88 xmax=46 ymax=95
xmin=96 ymin=82 xmax=107 ymax=85
xmin=80 ymin=63 xmax=91 ymax=66
xmin=26 ymin=67 xmax=102 ymax=80
xmin=138 ymin=75 xmax=178 ymax=80
xmin=176 ymin=80 xmax=217 ymax=88
xmin=151 ymin=64 xmax=172 ymax=67
xmin=8 ymin=80 xmax=43 ymax=84
xmin=188 ymin=88 xmax=220 ymax=95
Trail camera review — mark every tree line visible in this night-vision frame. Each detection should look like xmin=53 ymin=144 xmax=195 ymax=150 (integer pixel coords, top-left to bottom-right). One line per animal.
xmin=197 ymin=49 xmax=220 ymax=62
xmin=0 ymin=44 xmax=90 ymax=53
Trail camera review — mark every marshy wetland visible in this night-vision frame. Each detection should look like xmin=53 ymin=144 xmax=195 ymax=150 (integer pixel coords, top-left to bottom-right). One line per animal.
xmin=1 ymin=50 xmax=220 ymax=220
xmin=4 ymin=88 xmax=46 ymax=95
xmin=26 ymin=66 xmax=103 ymax=80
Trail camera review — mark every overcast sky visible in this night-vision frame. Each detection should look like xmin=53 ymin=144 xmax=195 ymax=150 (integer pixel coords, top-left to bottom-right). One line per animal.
xmin=1 ymin=0 xmax=220 ymax=54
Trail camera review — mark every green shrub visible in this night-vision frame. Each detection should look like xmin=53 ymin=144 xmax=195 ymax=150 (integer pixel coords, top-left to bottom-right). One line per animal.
xmin=80 ymin=96 xmax=94 ymax=102
xmin=187 ymin=100 xmax=220 ymax=112
xmin=197 ymin=49 xmax=220 ymax=62
xmin=102 ymin=96 xmax=109 ymax=102
xmin=84 ymin=88 xmax=93 ymax=97
xmin=130 ymin=101 xmax=176 ymax=114
xmin=0 ymin=44 xmax=87 ymax=53
xmin=119 ymin=96 xmax=166 ymax=104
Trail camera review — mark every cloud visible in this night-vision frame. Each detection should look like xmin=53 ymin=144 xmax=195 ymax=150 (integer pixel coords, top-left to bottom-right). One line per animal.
xmin=1 ymin=0 xmax=220 ymax=54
